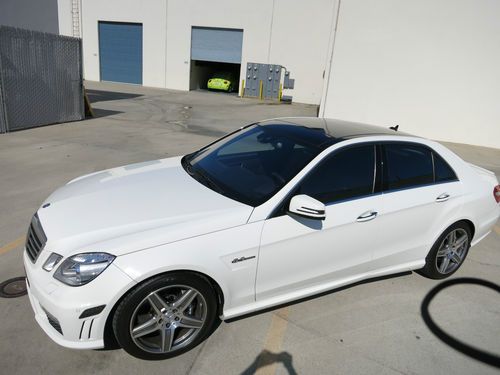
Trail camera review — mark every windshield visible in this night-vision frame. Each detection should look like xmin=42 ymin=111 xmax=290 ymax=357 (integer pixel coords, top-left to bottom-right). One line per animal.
xmin=213 ymin=72 xmax=233 ymax=79
xmin=182 ymin=123 xmax=333 ymax=206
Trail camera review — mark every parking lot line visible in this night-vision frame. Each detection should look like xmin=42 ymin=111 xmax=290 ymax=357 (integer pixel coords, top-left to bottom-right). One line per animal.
xmin=255 ymin=307 xmax=290 ymax=375
xmin=0 ymin=236 xmax=24 ymax=255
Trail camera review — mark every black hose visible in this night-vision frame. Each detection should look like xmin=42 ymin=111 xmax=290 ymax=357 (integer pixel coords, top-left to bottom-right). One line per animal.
xmin=421 ymin=277 xmax=500 ymax=368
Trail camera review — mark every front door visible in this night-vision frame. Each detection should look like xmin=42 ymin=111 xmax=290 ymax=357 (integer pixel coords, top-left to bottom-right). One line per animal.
xmin=256 ymin=144 xmax=383 ymax=301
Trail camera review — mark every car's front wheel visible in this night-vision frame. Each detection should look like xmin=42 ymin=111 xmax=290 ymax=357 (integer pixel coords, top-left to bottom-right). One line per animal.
xmin=113 ymin=272 xmax=219 ymax=360
xmin=420 ymin=222 xmax=472 ymax=279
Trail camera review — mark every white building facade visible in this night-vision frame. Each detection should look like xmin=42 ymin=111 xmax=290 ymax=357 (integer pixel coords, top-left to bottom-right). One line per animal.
xmin=56 ymin=0 xmax=500 ymax=149
xmin=319 ymin=0 xmax=500 ymax=149
xmin=57 ymin=0 xmax=337 ymax=105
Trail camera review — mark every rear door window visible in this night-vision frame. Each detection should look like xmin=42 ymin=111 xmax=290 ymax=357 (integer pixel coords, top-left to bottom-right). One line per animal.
xmin=383 ymin=143 xmax=433 ymax=191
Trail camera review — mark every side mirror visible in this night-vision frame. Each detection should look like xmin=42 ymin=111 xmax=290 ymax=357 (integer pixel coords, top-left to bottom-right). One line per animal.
xmin=288 ymin=194 xmax=326 ymax=220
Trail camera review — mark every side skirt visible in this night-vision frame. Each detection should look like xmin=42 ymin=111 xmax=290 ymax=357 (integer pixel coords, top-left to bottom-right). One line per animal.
xmin=221 ymin=260 xmax=425 ymax=320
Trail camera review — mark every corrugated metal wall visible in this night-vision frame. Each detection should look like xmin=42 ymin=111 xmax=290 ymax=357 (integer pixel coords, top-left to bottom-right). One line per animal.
xmin=0 ymin=26 xmax=84 ymax=133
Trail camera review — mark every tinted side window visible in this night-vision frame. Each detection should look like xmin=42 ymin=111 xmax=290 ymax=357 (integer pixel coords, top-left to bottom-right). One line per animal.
xmin=298 ymin=145 xmax=375 ymax=204
xmin=433 ymin=152 xmax=457 ymax=182
xmin=383 ymin=144 xmax=433 ymax=190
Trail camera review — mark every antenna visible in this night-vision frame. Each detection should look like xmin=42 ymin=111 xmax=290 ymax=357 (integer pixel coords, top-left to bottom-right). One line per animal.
xmin=390 ymin=125 xmax=399 ymax=131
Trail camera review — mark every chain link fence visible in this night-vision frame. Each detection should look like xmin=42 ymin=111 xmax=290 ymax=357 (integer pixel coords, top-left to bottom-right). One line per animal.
xmin=0 ymin=26 xmax=84 ymax=133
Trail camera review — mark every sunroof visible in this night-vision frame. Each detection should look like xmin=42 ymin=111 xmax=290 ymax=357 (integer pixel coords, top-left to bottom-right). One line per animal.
xmin=257 ymin=122 xmax=336 ymax=150
xmin=261 ymin=117 xmax=407 ymax=140
xmin=323 ymin=118 xmax=403 ymax=138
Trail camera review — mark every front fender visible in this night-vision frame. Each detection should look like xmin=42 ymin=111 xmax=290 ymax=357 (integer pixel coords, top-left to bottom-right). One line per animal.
xmin=112 ymin=221 xmax=264 ymax=314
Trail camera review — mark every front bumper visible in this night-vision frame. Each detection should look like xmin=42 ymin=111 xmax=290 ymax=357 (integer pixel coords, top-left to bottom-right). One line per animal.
xmin=207 ymin=79 xmax=231 ymax=91
xmin=24 ymin=250 xmax=135 ymax=349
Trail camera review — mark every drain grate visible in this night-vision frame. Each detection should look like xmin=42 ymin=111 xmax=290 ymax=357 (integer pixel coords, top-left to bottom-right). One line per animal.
xmin=0 ymin=277 xmax=27 ymax=298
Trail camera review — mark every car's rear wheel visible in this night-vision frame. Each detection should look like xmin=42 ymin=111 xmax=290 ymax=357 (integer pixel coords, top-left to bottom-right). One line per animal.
xmin=113 ymin=272 xmax=218 ymax=360
xmin=420 ymin=222 xmax=471 ymax=279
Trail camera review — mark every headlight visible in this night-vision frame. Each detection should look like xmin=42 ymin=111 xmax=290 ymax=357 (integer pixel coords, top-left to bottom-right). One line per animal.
xmin=53 ymin=253 xmax=115 ymax=286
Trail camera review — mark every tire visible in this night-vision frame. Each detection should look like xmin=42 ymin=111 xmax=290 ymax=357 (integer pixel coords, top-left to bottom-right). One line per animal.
xmin=420 ymin=222 xmax=472 ymax=279
xmin=112 ymin=272 xmax=219 ymax=360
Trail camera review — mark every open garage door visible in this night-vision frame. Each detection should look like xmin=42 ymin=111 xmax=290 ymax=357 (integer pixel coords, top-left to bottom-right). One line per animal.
xmin=98 ymin=22 xmax=143 ymax=85
xmin=190 ymin=27 xmax=243 ymax=92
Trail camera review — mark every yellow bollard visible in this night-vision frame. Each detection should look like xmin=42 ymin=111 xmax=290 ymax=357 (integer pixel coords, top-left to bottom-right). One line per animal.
xmin=279 ymin=83 xmax=283 ymax=102
xmin=259 ymin=80 xmax=263 ymax=100
xmin=240 ymin=79 xmax=245 ymax=97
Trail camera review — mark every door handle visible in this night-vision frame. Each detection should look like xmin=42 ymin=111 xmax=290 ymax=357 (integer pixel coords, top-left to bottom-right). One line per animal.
xmin=357 ymin=211 xmax=378 ymax=222
xmin=436 ymin=193 xmax=450 ymax=202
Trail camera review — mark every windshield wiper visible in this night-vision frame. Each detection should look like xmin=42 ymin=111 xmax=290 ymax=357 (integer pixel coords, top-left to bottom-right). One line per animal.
xmin=182 ymin=156 xmax=226 ymax=195
xmin=194 ymin=168 xmax=226 ymax=195
xmin=181 ymin=156 xmax=195 ymax=175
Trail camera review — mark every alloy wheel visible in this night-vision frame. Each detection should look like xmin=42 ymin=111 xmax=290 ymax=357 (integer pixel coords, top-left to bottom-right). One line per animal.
xmin=435 ymin=228 xmax=469 ymax=274
xmin=129 ymin=285 xmax=207 ymax=354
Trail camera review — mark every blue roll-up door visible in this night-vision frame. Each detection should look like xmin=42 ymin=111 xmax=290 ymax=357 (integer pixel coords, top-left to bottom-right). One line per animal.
xmin=98 ymin=22 xmax=142 ymax=84
xmin=191 ymin=27 xmax=243 ymax=64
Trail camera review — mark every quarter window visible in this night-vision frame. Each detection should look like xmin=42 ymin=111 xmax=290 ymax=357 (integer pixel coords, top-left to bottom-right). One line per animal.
xmin=433 ymin=152 xmax=457 ymax=182
xmin=297 ymin=145 xmax=375 ymax=204
xmin=383 ymin=144 xmax=433 ymax=190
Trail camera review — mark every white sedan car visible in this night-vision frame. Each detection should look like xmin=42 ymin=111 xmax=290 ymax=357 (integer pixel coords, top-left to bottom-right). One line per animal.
xmin=24 ymin=118 xmax=499 ymax=359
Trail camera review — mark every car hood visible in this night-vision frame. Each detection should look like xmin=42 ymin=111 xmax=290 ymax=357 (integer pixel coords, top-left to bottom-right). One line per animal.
xmin=37 ymin=156 xmax=253 ymax=257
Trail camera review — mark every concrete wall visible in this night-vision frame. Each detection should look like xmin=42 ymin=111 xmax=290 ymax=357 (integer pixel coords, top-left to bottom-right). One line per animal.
xmin=320 ymin=0 xmax=500 ymax=149
xmin=78 ymin=0 xmax=167 ymax=88
xmin=0 ymin=0 xmax=59 ymax=34
xmin=57 ymin=0 xmax=73 ymax=37
xmin=65 ymin=0 xmax=335 ymax=104
xmin=269 ymin=0 xmax=337 ymax=104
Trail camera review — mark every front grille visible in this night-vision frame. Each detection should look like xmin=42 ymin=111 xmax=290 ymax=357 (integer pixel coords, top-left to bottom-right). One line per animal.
xmin=41 ymin=306 xmax=63 ymax=335
xmin=25 ymin=213 xmax=47 ymax=263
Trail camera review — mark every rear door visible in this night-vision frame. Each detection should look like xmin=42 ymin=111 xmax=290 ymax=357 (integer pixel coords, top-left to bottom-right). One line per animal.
xmin=371 ymin=142 xmax=463 ymax=271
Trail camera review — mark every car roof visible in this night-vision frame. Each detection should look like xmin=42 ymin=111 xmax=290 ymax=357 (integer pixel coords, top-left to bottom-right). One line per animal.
xmin=259 ymin=117 xmax=411 ymax=141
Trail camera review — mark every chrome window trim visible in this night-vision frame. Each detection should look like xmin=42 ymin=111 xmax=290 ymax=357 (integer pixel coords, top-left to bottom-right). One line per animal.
xmin=380 ymin=140 xmax=460 ymax=193
xmin=380 ymin=179 xmax=460 ymax=196
xmin=267 ymin=139 xmax=461 ymax=220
